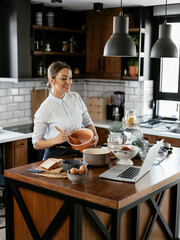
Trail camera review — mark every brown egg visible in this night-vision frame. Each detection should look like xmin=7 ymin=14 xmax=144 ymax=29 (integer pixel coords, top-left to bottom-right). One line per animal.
xmin=79 ymin=164 xmax=87 ymax=173
xmin=70 ymin=168 xmax=78 ymax=174
xmin=78 ymin=170 xmax=84 ymax=175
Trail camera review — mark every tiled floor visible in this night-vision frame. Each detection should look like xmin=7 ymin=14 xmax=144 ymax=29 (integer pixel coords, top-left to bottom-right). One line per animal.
xmin=0 ymin=208 xmax=5 ymax=240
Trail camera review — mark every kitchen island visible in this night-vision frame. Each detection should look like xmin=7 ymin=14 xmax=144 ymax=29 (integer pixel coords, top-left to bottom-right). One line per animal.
xmin=4 ymin=148 xmax=180 ymax=240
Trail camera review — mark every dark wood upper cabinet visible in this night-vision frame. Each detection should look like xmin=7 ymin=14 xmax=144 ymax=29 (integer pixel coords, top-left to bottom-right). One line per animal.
xmin=86 ymin=9 xmax=122 ymax=80
xmin=86 ymin=7 xmax=153 ymax=81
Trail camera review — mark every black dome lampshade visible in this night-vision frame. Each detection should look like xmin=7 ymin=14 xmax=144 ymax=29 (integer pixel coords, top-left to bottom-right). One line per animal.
xmin=103 ymin=0 xmax=136 ymax=57
xmin=150 ymin=23 xmax=178 ymax=58
xmin=150 ymin=0 xmax=178 ymax=58
xmin=103 ymin=14 xmax=136 ymax=57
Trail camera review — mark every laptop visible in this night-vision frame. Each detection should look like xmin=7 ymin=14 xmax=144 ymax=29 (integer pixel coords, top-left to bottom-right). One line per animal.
xmin=99 ymin=140 xmax=163 ymax=183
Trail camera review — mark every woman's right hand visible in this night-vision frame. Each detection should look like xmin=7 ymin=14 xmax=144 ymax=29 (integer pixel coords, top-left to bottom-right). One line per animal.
xmin=55 ymin=130 xmax=69 ymax=144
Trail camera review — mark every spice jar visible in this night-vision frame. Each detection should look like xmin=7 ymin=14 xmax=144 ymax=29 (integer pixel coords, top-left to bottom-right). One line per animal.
xmin=62 ymin=41 xmax=69 ymax=52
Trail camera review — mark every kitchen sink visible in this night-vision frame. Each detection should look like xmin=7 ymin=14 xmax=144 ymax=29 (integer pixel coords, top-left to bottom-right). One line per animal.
xmin=168 ymin=128 xmax=180 ymax=134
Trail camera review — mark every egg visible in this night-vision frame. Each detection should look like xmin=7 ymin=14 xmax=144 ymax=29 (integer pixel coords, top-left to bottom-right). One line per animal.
xmin=79 ymin=164 xmax=87 ymax=173
xmin=70 ymin=167 xmax=78 ymax=174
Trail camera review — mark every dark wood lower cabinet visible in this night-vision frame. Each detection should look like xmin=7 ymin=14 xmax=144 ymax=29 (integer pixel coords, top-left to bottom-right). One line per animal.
xmin=144 ymin=134 xmax=180 ymax=147
xmin=5 ymin=139 xmax=28 ymax=169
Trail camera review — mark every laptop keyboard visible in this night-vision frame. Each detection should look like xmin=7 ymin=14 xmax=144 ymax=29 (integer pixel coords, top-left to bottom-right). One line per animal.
xmin=117 ymin=167 xmax=140 ymax=179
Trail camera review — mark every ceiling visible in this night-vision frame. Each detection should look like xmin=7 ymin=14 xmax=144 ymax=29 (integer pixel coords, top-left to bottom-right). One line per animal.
xmin=31 ymin=0 xmax=180 ymax=11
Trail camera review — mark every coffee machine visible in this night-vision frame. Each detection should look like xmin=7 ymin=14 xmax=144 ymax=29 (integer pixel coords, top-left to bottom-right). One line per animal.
xmin=107 ymin=91 xmax=125 ymax=121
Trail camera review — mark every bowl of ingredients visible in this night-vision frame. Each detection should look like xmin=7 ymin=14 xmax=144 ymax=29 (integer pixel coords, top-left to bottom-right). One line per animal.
xmin=61 ymin=159 xmax=83 ymax=172
xmin=110 ymin=144 xmax=139 ymax=165
xmin=82 ymin=148 xmax=110 ymax=166
xmin=68 ymin=128 xmax=94 ymax=152
xmin=67 ymin=165 xmax=87 ymax=184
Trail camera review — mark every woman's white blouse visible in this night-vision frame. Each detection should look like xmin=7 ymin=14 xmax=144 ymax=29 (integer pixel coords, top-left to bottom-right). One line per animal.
xmin=32 ymin=92 xmax=93 ymax=145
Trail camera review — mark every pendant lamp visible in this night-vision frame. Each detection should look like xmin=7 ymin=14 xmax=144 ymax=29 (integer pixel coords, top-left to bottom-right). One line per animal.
xmin=103 ymin=0 xmax=136 ymax=57
xmin=150 ymin=0 xmax=178 ymax=58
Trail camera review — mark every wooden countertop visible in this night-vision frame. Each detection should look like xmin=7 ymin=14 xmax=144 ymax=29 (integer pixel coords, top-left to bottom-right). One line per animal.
xmin=4 ymin=148 xmax=180 ymax=210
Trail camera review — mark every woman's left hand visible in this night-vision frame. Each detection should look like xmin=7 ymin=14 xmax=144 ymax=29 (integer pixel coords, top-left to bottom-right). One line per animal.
xmin=86 ymin=135 xmax=99 ymax=148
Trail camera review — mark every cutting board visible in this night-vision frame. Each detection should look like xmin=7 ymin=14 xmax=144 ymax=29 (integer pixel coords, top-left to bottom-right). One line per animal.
xmin=31 ymin=89 xmax=49 ymax=122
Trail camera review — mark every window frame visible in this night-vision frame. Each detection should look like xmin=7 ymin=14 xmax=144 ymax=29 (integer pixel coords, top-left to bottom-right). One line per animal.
xmin=153 ymin=16 xmax=180 ymax=118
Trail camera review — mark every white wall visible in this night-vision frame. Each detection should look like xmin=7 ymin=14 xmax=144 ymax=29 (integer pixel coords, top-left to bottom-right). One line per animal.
xmin=0 ymin=78 xmax=153 ymax=127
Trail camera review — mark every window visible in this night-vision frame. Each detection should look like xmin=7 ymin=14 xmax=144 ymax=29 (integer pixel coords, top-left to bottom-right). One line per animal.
xmin=154 ymin=19 xmax=180 ymax=119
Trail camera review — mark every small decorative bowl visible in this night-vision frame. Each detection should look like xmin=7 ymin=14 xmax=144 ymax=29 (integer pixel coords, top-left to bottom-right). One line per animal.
xmin=61 ymin=159 xmax=83 ymax=172
xmin=67 ymin=170 xmax=87 ymax=184
xmin=110 ymin=144 xmax=139 ymax=165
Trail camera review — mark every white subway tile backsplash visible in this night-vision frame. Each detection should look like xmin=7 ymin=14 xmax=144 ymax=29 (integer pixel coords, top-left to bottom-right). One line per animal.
xmin=24 ymin=82 xmax=36 ymax=87
xmin=0 ymin=82 xmax=13 ymax=88
xmin=0 ymin=79 xmax=154 ymax=126
xmin=19 ymin=88 xmax=31 ymax=95
xmin=94 ymin=85 xmax=104 ymax=91
xmin=2 ymin=96 xmax=13 ymax=104
xmin=125 ymin=101 xmax=134 ymax=109
xmin=25 ymin=95 xmax=31 ymax=102
xmin=129 ymin=95 xmax=141 ymax=102
xmin=19 ymin=102 xmax=31 ymax=110
xmin=128 ymin=81 xmax=141 ymax=88
xmin=7 ymin=88 xmax=18 ymax=95
xmin=135 ymin=88 xmax=143 ymax=95
xmin=8 ymin=118 xmax=21 ymax=123
xmin=25 ymin=109 xmax=32 ymax=117
xmin=13 ymin=96 xmax=24 ymax=102
xmin=14 ymin=110 xmax=24 ymax=118
xmin=8 ymin=103 xmax=19 ymax=111
xmin=104 ymin=85 xmax=116 ymax=92
xmin=125 ymin=88 xmax=135 ymax=95
xmin=0 ymin=89 xmax=7 ymax=96
xmin=13 ymin=82 xmax=25 ymax=88
xmin=2 ymin=111 xmax=13 ymax=120
xmin=20 ymin=117 xmax=32 ymax=122
xmin=84 ymin=85 xmax=94 ymax=91
xmin=0 ymin=105 xmax=7 ymax=112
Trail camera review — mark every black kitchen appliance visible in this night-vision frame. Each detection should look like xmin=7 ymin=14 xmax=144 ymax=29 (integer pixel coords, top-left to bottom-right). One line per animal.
xmin=107 ymin=91 xmax=125 ymax=121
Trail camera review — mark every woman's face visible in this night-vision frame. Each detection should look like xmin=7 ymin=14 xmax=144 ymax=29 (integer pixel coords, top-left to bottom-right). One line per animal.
xmin=52 ymin=68 xmax=72 ymax=96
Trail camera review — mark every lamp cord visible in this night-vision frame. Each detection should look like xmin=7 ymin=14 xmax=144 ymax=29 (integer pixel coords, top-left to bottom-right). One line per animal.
xmin=120 ymin=0 xmax=123 ymax=16
xmin=164 ymin=0 xmax=167 ymax=24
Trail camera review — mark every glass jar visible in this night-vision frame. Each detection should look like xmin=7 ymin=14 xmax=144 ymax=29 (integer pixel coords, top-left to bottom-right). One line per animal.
xmin=125 ymin=110 xmax=136 ymax=128
xmin=62 ymin=41 xmax=69 ymax=52
xmin=107 ymin=134 xmax=123 ymax=150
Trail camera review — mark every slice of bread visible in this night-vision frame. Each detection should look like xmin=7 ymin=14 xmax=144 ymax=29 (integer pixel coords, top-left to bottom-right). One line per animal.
xmin=40 ymin=158 xmax=62 ymax=170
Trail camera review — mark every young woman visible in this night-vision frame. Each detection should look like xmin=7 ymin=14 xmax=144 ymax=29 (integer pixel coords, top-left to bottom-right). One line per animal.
xmin=32 ymin=61 xmax=99 ymax=160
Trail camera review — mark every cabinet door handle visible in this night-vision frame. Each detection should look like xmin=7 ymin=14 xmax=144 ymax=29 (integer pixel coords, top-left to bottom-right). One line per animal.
xmin=19 ymin=143 xmax=24 ymax=146
xmin=98 ymin=59 xmax=101 ymax=71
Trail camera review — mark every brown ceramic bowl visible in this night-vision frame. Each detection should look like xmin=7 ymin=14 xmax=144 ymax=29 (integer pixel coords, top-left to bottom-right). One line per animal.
xmin=82 ymin=148 xmax=110 ymax=166
xmin=68 ymin=128 xmax=94 ymax=152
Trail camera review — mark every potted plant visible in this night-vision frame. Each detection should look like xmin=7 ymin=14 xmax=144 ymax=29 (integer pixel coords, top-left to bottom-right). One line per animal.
xmin=127 ymin=58 xmax=139 ymax=77
xmin=131 ymin=35 xmax=139 ymax=48
xmin=109 ymin=120 xmax=123 ymax=135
